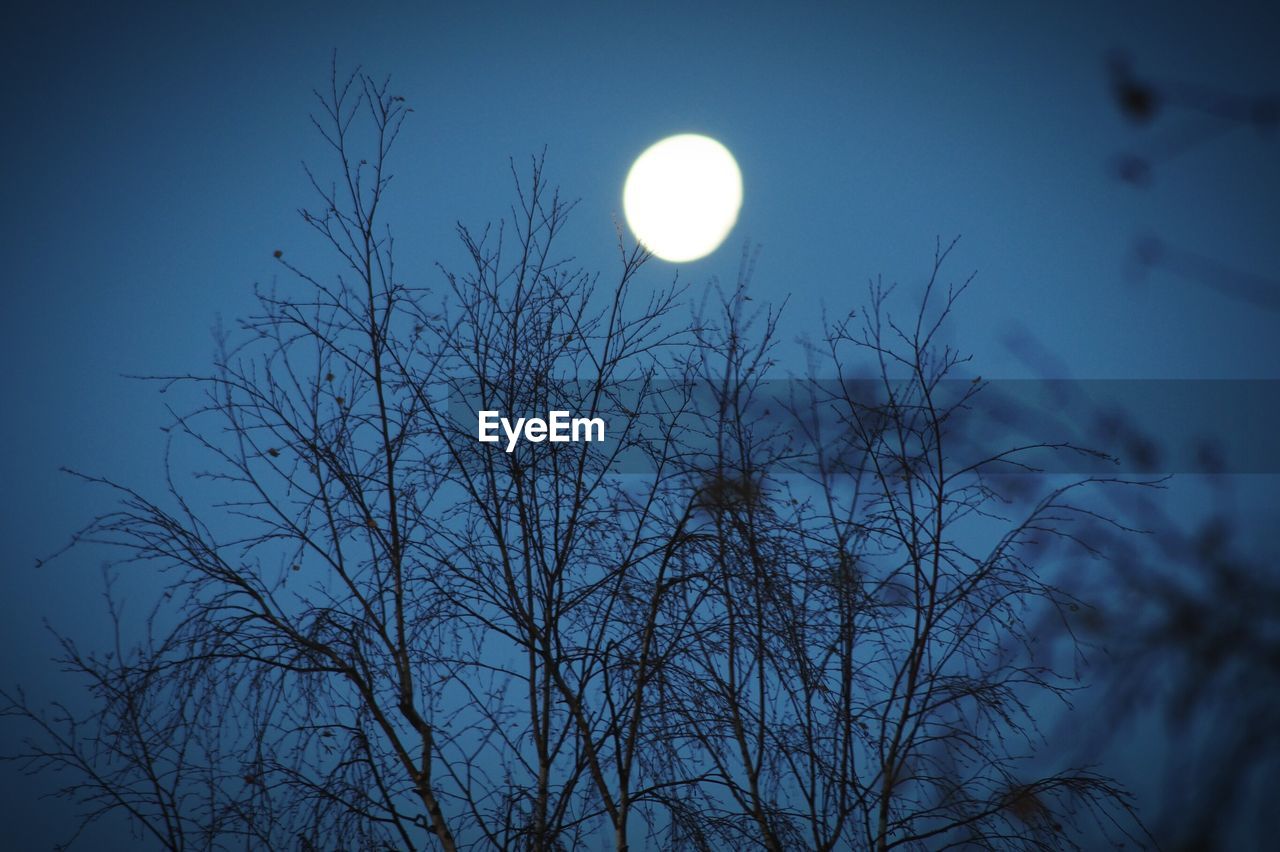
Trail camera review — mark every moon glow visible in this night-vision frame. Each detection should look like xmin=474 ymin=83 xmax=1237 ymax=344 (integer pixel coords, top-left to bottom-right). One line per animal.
xmin=623 ymin=134 xmax=743 ymax=263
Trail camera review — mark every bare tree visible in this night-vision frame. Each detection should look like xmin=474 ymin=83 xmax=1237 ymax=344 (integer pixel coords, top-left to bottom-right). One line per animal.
xmin=6 ymin=63 xmax=1151 ymax=851
xmin=642 ymin=243 xmax=1150 ymax=851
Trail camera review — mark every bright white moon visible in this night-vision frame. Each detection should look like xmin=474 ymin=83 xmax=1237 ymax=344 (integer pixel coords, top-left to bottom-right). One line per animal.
xmin=623 ymin=134 xmax=743 ymax=263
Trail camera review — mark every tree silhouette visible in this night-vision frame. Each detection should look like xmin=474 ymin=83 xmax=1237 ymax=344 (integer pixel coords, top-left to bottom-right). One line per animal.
xmin=1109 ymin=51 xmax=1280 ymax=310
xmin=1055 ymin=50 xmax=1280 ymax=849
xmin=5 ymin=62 xmax=1151 ymax=851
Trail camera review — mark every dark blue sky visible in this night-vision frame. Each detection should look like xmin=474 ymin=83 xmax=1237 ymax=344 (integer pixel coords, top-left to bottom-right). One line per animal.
xmin=2 ymin=1 xmax=1278 ymax=846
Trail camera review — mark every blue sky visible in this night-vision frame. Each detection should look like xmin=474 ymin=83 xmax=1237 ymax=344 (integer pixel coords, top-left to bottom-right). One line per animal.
xmin=2 ymin=1 xmax=1278 ymax=846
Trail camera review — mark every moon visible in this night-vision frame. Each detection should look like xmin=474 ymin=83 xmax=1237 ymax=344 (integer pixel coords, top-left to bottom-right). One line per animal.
xmin=623 ymin=134 xmax=743 ymax=263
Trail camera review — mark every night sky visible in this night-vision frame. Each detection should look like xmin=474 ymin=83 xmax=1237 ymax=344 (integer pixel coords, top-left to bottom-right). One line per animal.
xmin=3 ymin=1 xmax=1278 ymax=848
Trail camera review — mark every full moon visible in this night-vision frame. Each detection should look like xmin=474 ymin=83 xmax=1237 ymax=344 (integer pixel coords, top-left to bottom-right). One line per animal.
xmin=623 ymin=134 xmax=743 ymax=263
